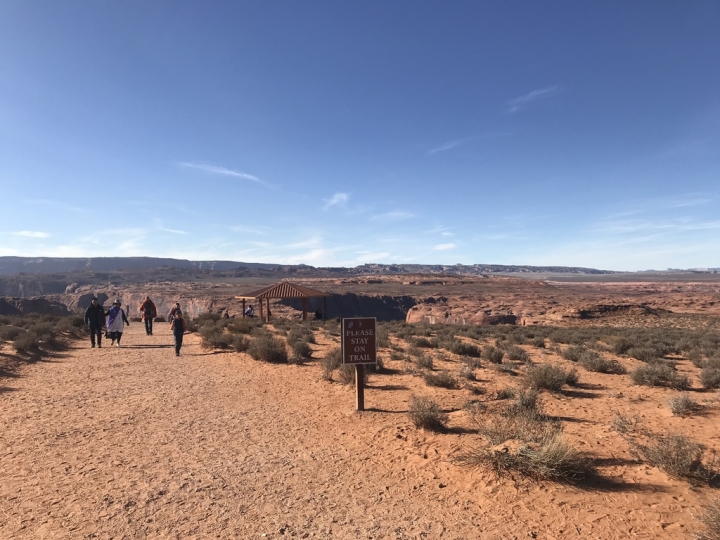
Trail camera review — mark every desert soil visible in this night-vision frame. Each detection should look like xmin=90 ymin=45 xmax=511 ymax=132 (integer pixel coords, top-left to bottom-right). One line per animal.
xmin=1 ymin=322 xmax=719 ymax=539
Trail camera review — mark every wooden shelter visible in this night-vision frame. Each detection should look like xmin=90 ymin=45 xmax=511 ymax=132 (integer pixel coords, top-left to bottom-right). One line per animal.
xmin=236 ymin=282 xmax=330 ymax=322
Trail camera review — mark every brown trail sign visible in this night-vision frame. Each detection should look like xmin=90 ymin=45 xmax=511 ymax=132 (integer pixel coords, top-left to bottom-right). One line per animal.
xmin=341 ymin=317 xmax=377 ymax=411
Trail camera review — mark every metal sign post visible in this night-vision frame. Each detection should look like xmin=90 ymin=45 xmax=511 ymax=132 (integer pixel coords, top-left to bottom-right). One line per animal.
xmin=341 ymin=317 xmax=377 ymax=411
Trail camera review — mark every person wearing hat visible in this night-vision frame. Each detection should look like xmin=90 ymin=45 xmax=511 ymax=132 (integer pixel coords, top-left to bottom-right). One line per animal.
xmin=168 ymin=302 xmax=182 ymax=323
xmin=84 ymin=296 xmax=106 ymax=348
xmin=105 ymin=299 xmax=130 ymax=347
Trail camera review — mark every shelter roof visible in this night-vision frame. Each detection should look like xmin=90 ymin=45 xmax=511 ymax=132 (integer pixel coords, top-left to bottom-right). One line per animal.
xmin=236 ymin=281 xmax=330 ymax=300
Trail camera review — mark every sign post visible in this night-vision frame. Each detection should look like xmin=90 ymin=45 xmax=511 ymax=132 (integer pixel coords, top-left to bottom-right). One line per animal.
xmin=341 ymin=317 xmax=377 ymax=411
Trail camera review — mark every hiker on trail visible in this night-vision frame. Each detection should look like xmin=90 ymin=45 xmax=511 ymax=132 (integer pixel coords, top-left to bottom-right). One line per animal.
xmin=105 ymin=299 xmax=129 ymax=347
xmin=139 ymin=296 xmax=157 ymax=336
xmin=168 ymin=302 xmax=182 ymax=323
xmin=84 ymin=296 xmax=106 ymax=348
xmin=170 ymin=311 xmax=187 ymax=357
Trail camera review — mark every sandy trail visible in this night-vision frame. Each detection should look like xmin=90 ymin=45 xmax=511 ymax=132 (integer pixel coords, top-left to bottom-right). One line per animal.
xmin=0 ymin=323 xmax=714 ymax=539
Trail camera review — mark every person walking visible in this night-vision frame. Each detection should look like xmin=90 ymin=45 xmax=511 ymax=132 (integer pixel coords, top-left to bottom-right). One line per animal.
xmin=170 ymin=311 xmax=187 ymax=356
xmin=105 ymin=299 xmax=129 ymax=347
xmin=168 ymin=302 xmax=182 ymax=323
xmin=139 ymin=296 xmax=157 ymax=336
xmin=84 ymin=296 xmax=106 ymax=348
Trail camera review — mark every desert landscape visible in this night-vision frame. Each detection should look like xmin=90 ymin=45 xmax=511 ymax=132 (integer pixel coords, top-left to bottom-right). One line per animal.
xmin=2 ymin=261 xmax=720 ymax=539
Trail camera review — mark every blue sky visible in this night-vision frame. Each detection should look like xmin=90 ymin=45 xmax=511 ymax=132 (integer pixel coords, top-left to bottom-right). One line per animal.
xmin=0 ymin=1 xmax=718 ymax=271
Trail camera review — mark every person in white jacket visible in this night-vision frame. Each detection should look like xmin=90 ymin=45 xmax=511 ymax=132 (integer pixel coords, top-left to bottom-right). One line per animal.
xmin=105 ymin=299 xmax=129 ymax=347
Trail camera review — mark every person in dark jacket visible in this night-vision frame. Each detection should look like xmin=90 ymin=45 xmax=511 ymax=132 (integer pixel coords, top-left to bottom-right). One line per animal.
xmin=168 ymin=302 xmax=182 ymax=324
xmin=139 ymin=296 xmax=157 ymax=336
xmin=170 ymin=311 xmax=187 ymax=356
xmin=84 ymin=297 xmax=106 ymax=348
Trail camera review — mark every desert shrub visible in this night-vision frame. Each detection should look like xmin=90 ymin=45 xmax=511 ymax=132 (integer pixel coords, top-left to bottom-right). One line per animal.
xmin=291 ymin=340 xmax=312 ymax=359
xmin=579 ymin=352 xmax=627 ymax=374
xmin=247 ymin=334 xmax=288 ymax=363
xmin=459 ymin=365 xmax=476 ymax=380
xmin=689 ymin=349 xmax=706 ymax=368
xmin=231 ymin=334 xmax=250 ymax=352
xmin=482 ymin=346 xmax=504 ymax=364
xmin=668 ymin=394 xmax=699 ymax=416
xmin=414 ymin=354 xmax=434 ymax=371
xmin=698 ymin=498 xmax=720 ymax=540
xmin=531 ymin=337 xmax=546 ymax=349
xmin=609 ymin=337 xmax=634 ymax=355
xmin=701 ymin=368 xmax=720 ymax=390
xmin=609 ymin=413 xmax=640 ymax=434
xmin=458 ymin=433 xmax=595 ymax=483
xmin=376 ymin=326 xmax=390 ymax=348
xmin=503 ymin=388 xmax=542 ymax=418
xmin=423 ymin=370 xmax=457 ymax=389
xmin=0 ymin=325 xmax=22 ymax=342
xmin=448 ymin=341 xmax=480 ymax=357
xmin=11 ymin=331 xmax=40 ymax=352
xmin=631 ymin=363 xmax=689 ymax=389
xmin=562 ymin=346 xmax=585 ymax=362
xmin=337 ymin=363 xmax=360 ymax=385
xmin=630 ymin=433 xmax=716 ymax=482
xmin=524 ymin=364 xmax=573 ymax=392
xmin=199 ymin=323 xmax=232 ymax=350
xmin=495 ymin=387 xmax=516 ymax=400
xmin=707 ymin=357 xmax=720 ymax=370
xmin=321 ymin=347 xmax=342 ymax=380
xmin=461 ymin=356 xmax=481 ymax=369
xmin=628 ymin=347 xmax=660 ymax=363
xmin=407 ymin=395 xmax=448 ymax=431
xmin=389 ymin=350 xmax=404 ymax=361
xmin=505 ymin=345 xmax=530 ymax=363
xmin=413 ymin=337 xmax=438 ymax=349
xmin=227 ymin=317 xmax=261 ymax=335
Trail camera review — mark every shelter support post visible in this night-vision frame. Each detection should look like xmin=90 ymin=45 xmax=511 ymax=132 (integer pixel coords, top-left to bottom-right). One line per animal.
xmin=242 ymin=299 xmax=246 ymax=318
xmin=302 ymin=298 xmax=307 ymax=321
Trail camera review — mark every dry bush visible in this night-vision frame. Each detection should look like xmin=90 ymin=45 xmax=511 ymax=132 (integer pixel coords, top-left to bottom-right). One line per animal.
xmin=457 ymin=433 xmax=596 ymax=483
xmin=321 ymin=347 xmax=342 ymax=380
xmin=524 ymin=363 xmax=574 ymax=392
xmin=247 ymin=333 xmax=288 ymax=363
xmin=668 ymin=394 xmax=699 ymax=416
xmin=579 ymin=352 xmax=627 ymax=374
xmin=609 ymin=337 xmax=634 ymax=355
xmin=461 ymin=356 xmax=481 ymax=369
xmin=291 ymin=340 xmax=312 ymax=360
xmin=407 ymin=395 xmax=448 ymax=431
xmin=199 ymin=323 xmax=232 ymax=350
xmin=629 ymin=433 xmax=717 ymax=483
xmin=700 ymin=368 xmax=720 ymax=390
xmin=561 ymin=345 xmax=585 ymax=362
xmin=337 ymin=363 xmax=369 ymax=385
xmin=495 ymin=387 xmax=516 ymax=400
xmin=424 ymin=370 xmax=457 ymax=389
xmin=503 ymin=388 xmax=542 ymax=417
xmin=231 ymin=334 xmax=250 ymax=352
xmin=631 ymin=363 xmax=690 ymax=389
xmin=226 ymin=317 xmax=262 ymax=335
xmin=688 ymin=349 xmax=706 ymax=368
xmin=698 ymin=498 xmax=720 ymax=540
xmin=414 ymin=354 xmax=434 ymax=370
xmin=448 ymin=341 xmax=480 ymax=357
xmin=11 ymin=331 xmax=40 ymax=352
xmin=505 ymin=345 xmax=530 ymax=363
xmin=609 ymin=412 xmax=640 ymax=434
xmin=628 ymin=347 xmax=660 ymax=362
xmin=531 ymin=337 xmax=546 ymax=349
xmin=458 ymin=365 xmax=476 ymax=380
xmin=413 ymin=337 xmax=438 ymax=349
xmin=482 ymin=345 xmax=504 ymax=364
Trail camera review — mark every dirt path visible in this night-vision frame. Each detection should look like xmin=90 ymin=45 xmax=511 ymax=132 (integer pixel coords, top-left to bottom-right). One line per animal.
xmin=0 ymin=323 xmax=714 ymax=539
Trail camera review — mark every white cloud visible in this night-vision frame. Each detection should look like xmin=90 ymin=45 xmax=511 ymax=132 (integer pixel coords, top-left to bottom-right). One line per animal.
xmin=429 ymin=139 xmax=466 ymax=155
xmin=159 ymin=228 xmax=187 ymax=235
xmin=434 ymin=243 xmax=456 ymax=250
xmin=178 ymin=162 xmax=271 ymax=187
xmin=13 ymin=231 xmax=50 ymax=238
xmin=507 ymin=86 xmax=558 ymax=113
xmin=323 ymin=192 xmax=350 ymax=210
xmin=370 ymin=210 xmax=415 ymax=222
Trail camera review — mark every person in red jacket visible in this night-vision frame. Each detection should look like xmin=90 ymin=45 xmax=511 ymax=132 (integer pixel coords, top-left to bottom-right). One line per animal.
xmin=139 ymin=296 xmax=157 ymax=336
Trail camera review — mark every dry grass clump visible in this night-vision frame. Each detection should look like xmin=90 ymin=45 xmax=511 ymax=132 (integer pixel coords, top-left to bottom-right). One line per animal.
xmin=631 ymin=362 xmax=690 ymax=389
xmin=407 ymin=395 xmax=448 ymax=431
xmin=423 ymin=370 xmax=457 ymax=389
xmin=447 ymin=341 xmax=480 ymax=357
xmin=495 ymin=387 xmax=516 ymax=400
xmin=247 ymin=333 xmax=288 ymax=363
xmin=668 ymin=393 xmax=699 ymax=416
xmin=524 ymin=363 xmax=577 ymax=392
xmin=458 ymin=365 xmax=476 ymax=381
xmin=579 ymin=351 xmax=627 ymax=374
xmin=460 ymin=355 xmax=481 ymax=369
xmin=698 ymin=498 xmax=720 ymax=540
xmin=231 ymin=334 xmax=250 ymax=352
xmin=630 ymin=433 xmax=717 ymax=483
xmin=531 ymin=337 xmax=546 ymax=349
xmin=609 ymin=412 xmax=640 ymax=434
xmin=413 ymin=337 xmax=438 ymax=348
xmin=320 ymin=347 xmax=342 ymax=380
xmin=561 ymin=345 xmax=585 ymax=362
xmin=291 ymin=340 xmax=313 ymax=361
xmin=700 ymin=367 xmax=720 ymax=389
xmin=481 ymin=345 xmax=504 ymax=364
xmin=505 ymin=345 xmax=530 ymax=363
xmin=337 ymin=363 xmax=369 ymax=385
xmin=628 ymin=346 xmax=660 ymax=362
xmin=414 ymin=354 xmax=434 ymax=371
xmin=199 ymin=323 xmax=233 ymax=350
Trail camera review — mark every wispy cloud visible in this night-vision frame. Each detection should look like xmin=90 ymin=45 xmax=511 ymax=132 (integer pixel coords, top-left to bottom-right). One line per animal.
xmin=323 ymin=192 xmax=350 ymax=210
xmin=424 ymin=225 xmax=454 ymax=237
xmin=13 ymin=231 xmax=50 ymax=238
xmin=429 ymin=139 xmax=468 ymax=155
xmin=159 ymin=228 xmax=187 ymax=235
xmin=370 ymin=210 xmax=415 ymax=222
xmin=507 ymin=86 xmax=558 ymax=113
xmin=178 ymin=162 xmax=272 ymax=187
xmin=434 ymin=243 xmax=456 ymax=250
